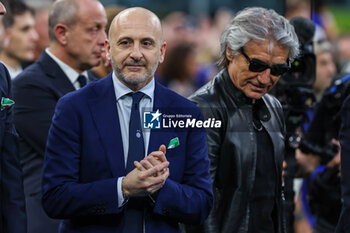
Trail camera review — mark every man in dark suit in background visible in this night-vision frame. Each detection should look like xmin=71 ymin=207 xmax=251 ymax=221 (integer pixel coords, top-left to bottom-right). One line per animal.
xmin=12 ymin=0 xmax=107 ymax=232
xmin=42 ymin=7 xmax=212 ymax=233
xmin=0 ymin=1 xmax=26 ymax=232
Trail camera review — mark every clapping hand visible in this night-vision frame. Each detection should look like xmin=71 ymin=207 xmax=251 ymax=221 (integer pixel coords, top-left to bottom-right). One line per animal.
xmin=122 ymin=145 xmax=170 ymax=197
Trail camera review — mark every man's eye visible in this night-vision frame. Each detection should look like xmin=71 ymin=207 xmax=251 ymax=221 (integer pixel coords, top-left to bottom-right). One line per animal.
xmin=21 ymin=26 xmax=31 ymax=32
xmin=143 ymin=41 xmax=153 ymax=47
xmin=119 ymin=41 xmax=129 ymax=46
xmin=88 ymin=27 xmax=99 ymax=33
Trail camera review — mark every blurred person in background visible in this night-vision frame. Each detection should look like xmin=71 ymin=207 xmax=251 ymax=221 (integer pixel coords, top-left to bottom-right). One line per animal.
xmin=0 ymin=0 xmax=38 ymax=79
xmin=159 ymin=9 xmax=230 ymax=91
xmin=12 ymin=0 xmax=107 ymax=232
xmin=90 ymin=5 xmax=124 ymax=79
xmin=311 ymin=0 xmax=338 ymax=42
xmin=285 ymin=0 xmax=310 ymax=21
xmin=156 ymin=11 xmax=197 ymax=86
xmin=196 ymin=8 xmax=233 ymax=65
xmin=193 ymin=9 xmax=232 ymax=89
xmin=158 ymin=43 xmax=198 ymax=97
xmin=33 ymin=4 xmax=51 ymax=61
xmin=285 ymin=0 xmax=326 ymax=42
xmin=296 ymin=38 xmax=346 ymax=233
xmin=336 ymin=34 xmax=350 ymax=73
xmin=161 ymin=11 xmax=196 ymax=51
xmin=294 ymin=39 xmax=338 ymax=233
xmin=0 ymin=1 xmax=27 ymax=232
xmin=313 ymin=40 xmax=337 ymax=101
xmin=195 ymin=14 xmax=217 ymax=65
xmin=295 ymin=139 xmax=341 ymax=233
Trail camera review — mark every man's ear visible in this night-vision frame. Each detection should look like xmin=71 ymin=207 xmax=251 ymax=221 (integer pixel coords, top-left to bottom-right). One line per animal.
xmin=159 ymin=41 xmax=167 ymax=64
xmin=226 ymin=46 xmax=234 ymax=62
xmin=104 ymin=39 xmax=111 ymax=61
xmin=54 ymin=24 xmax=69 ymax=45
xmin=3 ymin=29 xmax=12 ymax=48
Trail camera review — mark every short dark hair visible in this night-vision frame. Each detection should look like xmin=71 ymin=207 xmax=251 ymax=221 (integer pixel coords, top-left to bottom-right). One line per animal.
xmin=2 ymin=0 xmax=35 ymax=29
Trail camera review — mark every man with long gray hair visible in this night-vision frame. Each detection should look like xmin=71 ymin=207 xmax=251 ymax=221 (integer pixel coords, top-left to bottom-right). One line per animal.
xmin=189 ymin=7 xmax=299 ymax=233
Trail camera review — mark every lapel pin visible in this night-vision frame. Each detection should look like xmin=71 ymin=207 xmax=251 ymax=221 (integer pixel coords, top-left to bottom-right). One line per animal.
xmin=1 ymin=97 xmax=15 ymax=111
xmin=167 ymin=137 xmax=180 ymax=149
xmin=136 ymin=130 xmax=142 ymax=138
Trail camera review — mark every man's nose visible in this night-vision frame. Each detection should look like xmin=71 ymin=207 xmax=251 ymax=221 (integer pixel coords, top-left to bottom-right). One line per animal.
xmin=97 ymin=31 xmax=107 ymax=46
xmin=31 ymin=29 xmax=39 ymax=41
xmin=257 ymin=68 xmax=271 ymax=85
xmin=0 ymin=2 xmax=6 ymax=15
xmin=130 ymin=43 xmax=142 ymax=60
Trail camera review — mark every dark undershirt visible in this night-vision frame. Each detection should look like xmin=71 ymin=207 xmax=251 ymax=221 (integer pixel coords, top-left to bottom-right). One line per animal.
xmin=248 ymin=112 xmax=277 ymax=233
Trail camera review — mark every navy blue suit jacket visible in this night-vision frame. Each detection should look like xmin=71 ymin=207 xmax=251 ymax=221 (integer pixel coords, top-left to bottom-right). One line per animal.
xmin=42 ymin=74 xmax=213 ymax=233
xmin=0 ymin=63 xmax=27 ymax=233
xmin=336 ymin=95 xmax=350 ymax=233
xmin=13 ymin=51 xmax=97 ymax=233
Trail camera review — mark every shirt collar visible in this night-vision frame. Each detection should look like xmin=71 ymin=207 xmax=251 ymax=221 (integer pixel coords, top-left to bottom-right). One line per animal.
xmin=45 ymin=48 xmax=88 ymax=84
xmin=112 ymin=71 xmax=154 ymax=101
xmin=1 ymin=62 xmax=22 ymax=79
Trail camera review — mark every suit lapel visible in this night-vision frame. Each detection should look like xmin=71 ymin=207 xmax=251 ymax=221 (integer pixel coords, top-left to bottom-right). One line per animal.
xmin=88 ymin=74 xmax=125 ymax=177
xmin=38 ymin=51 xmax=75 ymax=95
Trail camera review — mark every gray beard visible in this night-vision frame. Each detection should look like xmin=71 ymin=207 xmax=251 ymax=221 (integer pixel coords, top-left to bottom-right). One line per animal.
xmin=113 ymin=60 xmax=159 ymax=86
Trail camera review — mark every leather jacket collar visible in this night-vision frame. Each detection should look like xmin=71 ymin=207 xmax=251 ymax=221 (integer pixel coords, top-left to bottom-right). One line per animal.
xmin=221 ymin=69 xmax=271 ymax=122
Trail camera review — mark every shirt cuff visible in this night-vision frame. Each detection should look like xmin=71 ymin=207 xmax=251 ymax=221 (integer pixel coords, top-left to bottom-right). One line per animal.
xmin=117 ymin=176 xmax=128 ymax=208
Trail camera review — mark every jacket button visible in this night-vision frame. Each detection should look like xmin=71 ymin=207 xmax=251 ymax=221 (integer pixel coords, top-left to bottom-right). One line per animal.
xmin=162 ymin=208 xmax=169 ymax=216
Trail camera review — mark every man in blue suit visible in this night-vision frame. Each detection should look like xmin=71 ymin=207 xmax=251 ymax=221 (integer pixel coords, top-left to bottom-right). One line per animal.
xmin=0 ymin=1 xmax=26 ymax=232
xmin=12 ymin=0 xmax=107 ymax=232
xmin=42 ymin=7 xmax=213 ymax=233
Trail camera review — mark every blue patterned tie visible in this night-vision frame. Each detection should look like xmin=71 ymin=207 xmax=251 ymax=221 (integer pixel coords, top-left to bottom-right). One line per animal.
xmin=123 ymin=92 xmax=145 ymax=233
xmin=77 ymin=75 xmax=87 ymax=88
xmin=126 ymin=92 xmax=145 ymax=172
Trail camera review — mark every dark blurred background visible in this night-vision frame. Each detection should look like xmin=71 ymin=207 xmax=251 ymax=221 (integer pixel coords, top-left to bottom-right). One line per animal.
xmin=22 ymin=0 xmax=350 ymax=35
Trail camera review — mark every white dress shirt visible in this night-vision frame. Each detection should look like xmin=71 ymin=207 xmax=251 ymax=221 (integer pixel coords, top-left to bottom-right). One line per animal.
xmin=112 ymin=72 xmax=155 ymax=207
xmin=45 ymin=49 xmax=88 ymax=90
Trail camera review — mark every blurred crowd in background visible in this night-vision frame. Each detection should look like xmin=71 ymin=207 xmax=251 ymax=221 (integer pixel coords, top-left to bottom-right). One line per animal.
xmin=9 ymin=0 xmax=349 ymax=98
xmin=2 ymin=0 xmax=350 ymax=232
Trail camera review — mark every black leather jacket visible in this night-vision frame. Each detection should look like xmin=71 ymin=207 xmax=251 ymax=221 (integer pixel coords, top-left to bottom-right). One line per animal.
xmin=189 ymin=69 xmax=286 ymax=233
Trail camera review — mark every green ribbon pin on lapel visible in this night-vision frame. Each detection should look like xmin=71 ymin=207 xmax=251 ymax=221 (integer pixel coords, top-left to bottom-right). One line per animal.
xmin=167 ymin=137 xmax=180 ymax=149
xmin=1 ymin=97 xmax=15 ymax=110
